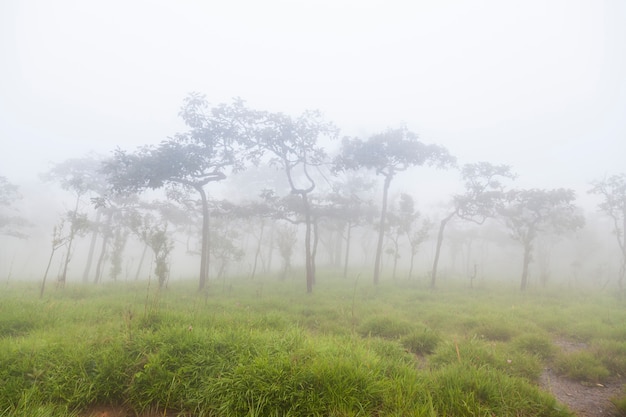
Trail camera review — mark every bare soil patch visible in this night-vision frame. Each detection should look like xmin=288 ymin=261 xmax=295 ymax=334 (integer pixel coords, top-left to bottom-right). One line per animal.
xmin=539 ymin=338 xmax=624 ymax=417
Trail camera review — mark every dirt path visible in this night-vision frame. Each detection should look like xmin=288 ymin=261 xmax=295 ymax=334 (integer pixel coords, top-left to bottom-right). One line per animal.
xmin=538 ymin=339 xmax=624 ymax=417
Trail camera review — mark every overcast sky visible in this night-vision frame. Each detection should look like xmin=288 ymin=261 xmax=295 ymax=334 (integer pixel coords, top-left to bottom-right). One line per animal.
xmin=1 ymin=0 xmax=625 ymax=207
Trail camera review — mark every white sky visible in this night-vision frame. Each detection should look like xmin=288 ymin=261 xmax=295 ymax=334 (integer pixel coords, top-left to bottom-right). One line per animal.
xmin=1 ymin=0 xmax=625 ymax=207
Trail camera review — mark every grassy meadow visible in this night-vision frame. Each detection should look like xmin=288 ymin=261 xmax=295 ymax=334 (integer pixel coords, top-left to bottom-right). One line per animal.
xmin=1 ymin=274 xmax=626 ymax=416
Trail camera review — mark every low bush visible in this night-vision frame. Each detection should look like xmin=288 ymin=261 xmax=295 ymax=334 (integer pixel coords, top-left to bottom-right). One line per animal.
xmin=554 ymin=351 xmax=611 ymax=383
xmin=401 ymin=327 xmax=441 ymax=355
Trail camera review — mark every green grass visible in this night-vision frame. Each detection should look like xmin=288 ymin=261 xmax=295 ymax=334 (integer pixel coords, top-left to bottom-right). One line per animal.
xmin=1 ymin=275 xmax=625 ymax=416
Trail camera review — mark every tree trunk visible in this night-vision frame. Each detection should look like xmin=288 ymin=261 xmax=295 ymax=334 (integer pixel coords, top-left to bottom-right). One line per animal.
xmin=520 ymin=240 xmax=532 ymax=291
xmin=94 ymin=211 xmax=113 ymax=284
xmin=134 ymin=242 xmax=149 ymax=280
xmin=40 ymin=247 xmax=58 ymax=298
xmin=303 ymin=194 xmax=314 ymax=293
xmin=82 ymin=210 xmax=101 ymax=283
xmin=59 ymin=194 xmax=81 ymax=287
xmin=343 ymin=222 xmax=352 ymax=279
xmin=430 ymin=211 xmax=455 ymax=288
xmin=408 ymin=250 xmax=416 ymax=280
xmin=197 ymin=185 xmax=210 ymax=291
xmin=374 ymin=174 xmax=392 ymax=285
xmin=312 ymin=218 xmax=319 ymax=286
xmin=250 ymin=220 xmax=265 ymax=280
xmin=94 ymin=234 xmax=109 ymax=284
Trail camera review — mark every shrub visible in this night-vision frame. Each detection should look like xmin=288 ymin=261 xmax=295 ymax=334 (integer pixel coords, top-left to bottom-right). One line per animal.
xmin=554 ymin=351 xmax=610 ymax=383
xmin=513 ymin=334 xmax=556 ymax=359
xmin=401 ymin=328 xmax=441 ymax=355
xmin=428 ymin=363 xmax=572 ymax=417
xmin=357 ymin=316 xmax=413 ymax=339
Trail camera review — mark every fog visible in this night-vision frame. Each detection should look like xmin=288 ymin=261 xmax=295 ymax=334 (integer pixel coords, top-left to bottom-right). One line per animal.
xmin=1 ymin=1 xmax=625 ymax=289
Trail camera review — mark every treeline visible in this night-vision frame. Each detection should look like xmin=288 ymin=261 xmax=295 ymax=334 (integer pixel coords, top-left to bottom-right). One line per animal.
xmin=1 ymin=94 xmax=625 ymax=294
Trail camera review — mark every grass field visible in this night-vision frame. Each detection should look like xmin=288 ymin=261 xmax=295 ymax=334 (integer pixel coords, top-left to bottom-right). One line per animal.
xmin=1 ymin=273 xmax=625 ymax=416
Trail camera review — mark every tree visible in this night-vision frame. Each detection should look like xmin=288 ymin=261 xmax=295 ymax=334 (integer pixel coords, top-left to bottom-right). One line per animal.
xmin=275 ymin=223 xmax=298 ymax=280
xmin=385 ymin=193 xmax=420 ymax=280
xmin=255 ymin=109 xmax=338 ymax=293
xmin=589 ymin=174 xmax=626 ymax=290
xmin=0 ymin=176 xmax=29 ymax=238
xmin=320 ymin=175 xmax=376 ymax=278
xmin=132 ymin=213 xmax=174 ymax=288
xmin=42 ymin=155 xmax=111 ymax=283
xmin=104 ymin=94 xmax=256 ymax=290
xmin=500 ymin=188 xmax=584 ymax=291
xmin=430 ymin=162 xmax=514 ymax=288
xmin=337 ymin=127 xmax=455 ymax=284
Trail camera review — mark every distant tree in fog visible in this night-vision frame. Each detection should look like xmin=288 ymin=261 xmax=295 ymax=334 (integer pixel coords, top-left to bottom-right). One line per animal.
xmin=42 ymin=158 xmax=106 ymax=287
xmin=0 ymin=176 xmax=29 ymax=238
xmin=336 ymin=127 xmax=455 ymax=285
xmin=430 ymin=162 xmax=514 ymax=288
xmin=321 ymin=175 xmax=376 ymax=278
xmin=128 ymin=211 xmax=174 ymax=288
xmin=385 ymin=193 xmax=421 ymax=280
xmin=42 ymin=155 xmax=112 ymax=283
xmin=500 ymin=188 xmax=584 ymax=291
xmin=589 ymin=174 xmax=626 ymax=290
xmin=103 ymin=94 xmax=258 ymax=291
xmin=254 ymin=109 xmax=338 ymax=293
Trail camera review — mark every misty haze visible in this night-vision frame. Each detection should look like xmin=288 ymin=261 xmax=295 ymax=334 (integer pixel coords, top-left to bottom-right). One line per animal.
xmin=1 ymin=1 xmax=625 ymax=416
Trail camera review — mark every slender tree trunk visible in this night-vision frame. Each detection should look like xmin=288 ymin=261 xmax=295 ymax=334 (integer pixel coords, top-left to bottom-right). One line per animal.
xmin=408 ymin=250 xmax=416 ymax=280
xmin=312 ymin=219 xmax=319 ymax=285
xmin=343 ymin=222 xmax=352 ymax=279
xmin=303 ymin=194 xmax=314 ymax=293
xmin=134 ymin=242 xmax=149 ymax=280
xmin=94 ymin=234 xmax=109 ymax=284
xmin=94 ymin=212 xmax=113 ymax=284
xmin=197 ymin=186 xmax=210 ymax=291
xmin=620 ymin=209 xmax=626 ymax=290
xmin=250 ymin=220 xmax=265 ymax=280
xmin=59 ymin=194 xmax=81 ymax=287
xmin=40 ymin=247 xmax=59 ymax=298
xmin=520 ymin=239 xmax=532 ymax=291
xmin=374 ymin=174 xmax=392 ymax=285
xmin=266 ymin=226 xmax=274 ymax=273
xmin=334 ymin=226 xmax=343 ymax=269
xmin=391 ymin=236 xmax=399 ymax=281
xmin=82 ymin=210 xmax=101 ymax=283
xmin=430 ymin=211 xmax=455 ymax=288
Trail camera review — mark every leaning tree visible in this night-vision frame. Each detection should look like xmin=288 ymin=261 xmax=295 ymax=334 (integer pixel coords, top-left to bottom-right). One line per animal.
xmin=589 ymin=173 xmax=626 ymax=290
xmin=500 ymin=188 xmax=584 ymax=291
xmin=336 ymin=127 xmax=455 ymax=284
xmin=103 ymin=94 xmax=257 ymax=290
xmin=430 ymin=162 xmax=514 ymax=288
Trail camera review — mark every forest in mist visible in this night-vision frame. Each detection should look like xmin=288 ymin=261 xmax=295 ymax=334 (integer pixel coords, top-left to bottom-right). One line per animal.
xmin=0 ymin=94 xmax=624 ymax=295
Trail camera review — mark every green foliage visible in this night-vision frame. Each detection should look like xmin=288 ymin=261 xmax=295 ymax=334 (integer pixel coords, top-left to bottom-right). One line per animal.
xmin=430 ymin=337 xmax=543 ymax=381
xmin=428 ymin=363 xmax=571 ymax=417
xmin=401 ymin=327 xmax=441 ymax=355
xmin=474 ymin=322 xmax=517 ymax=341
xmin=357 ymin=316 xmax=413 ymax=339
xmin=554 ymin=351 xmax=611 ymax=383
xmin=593 ymin=339 xmax=626 ymax=375
xmin=4 ymin=279 xmax=624 ymax=416
xmin=513 ymin=334 xmax=556 ymax=359
xmin=612 ymin=392 xmax=626 ymax=417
